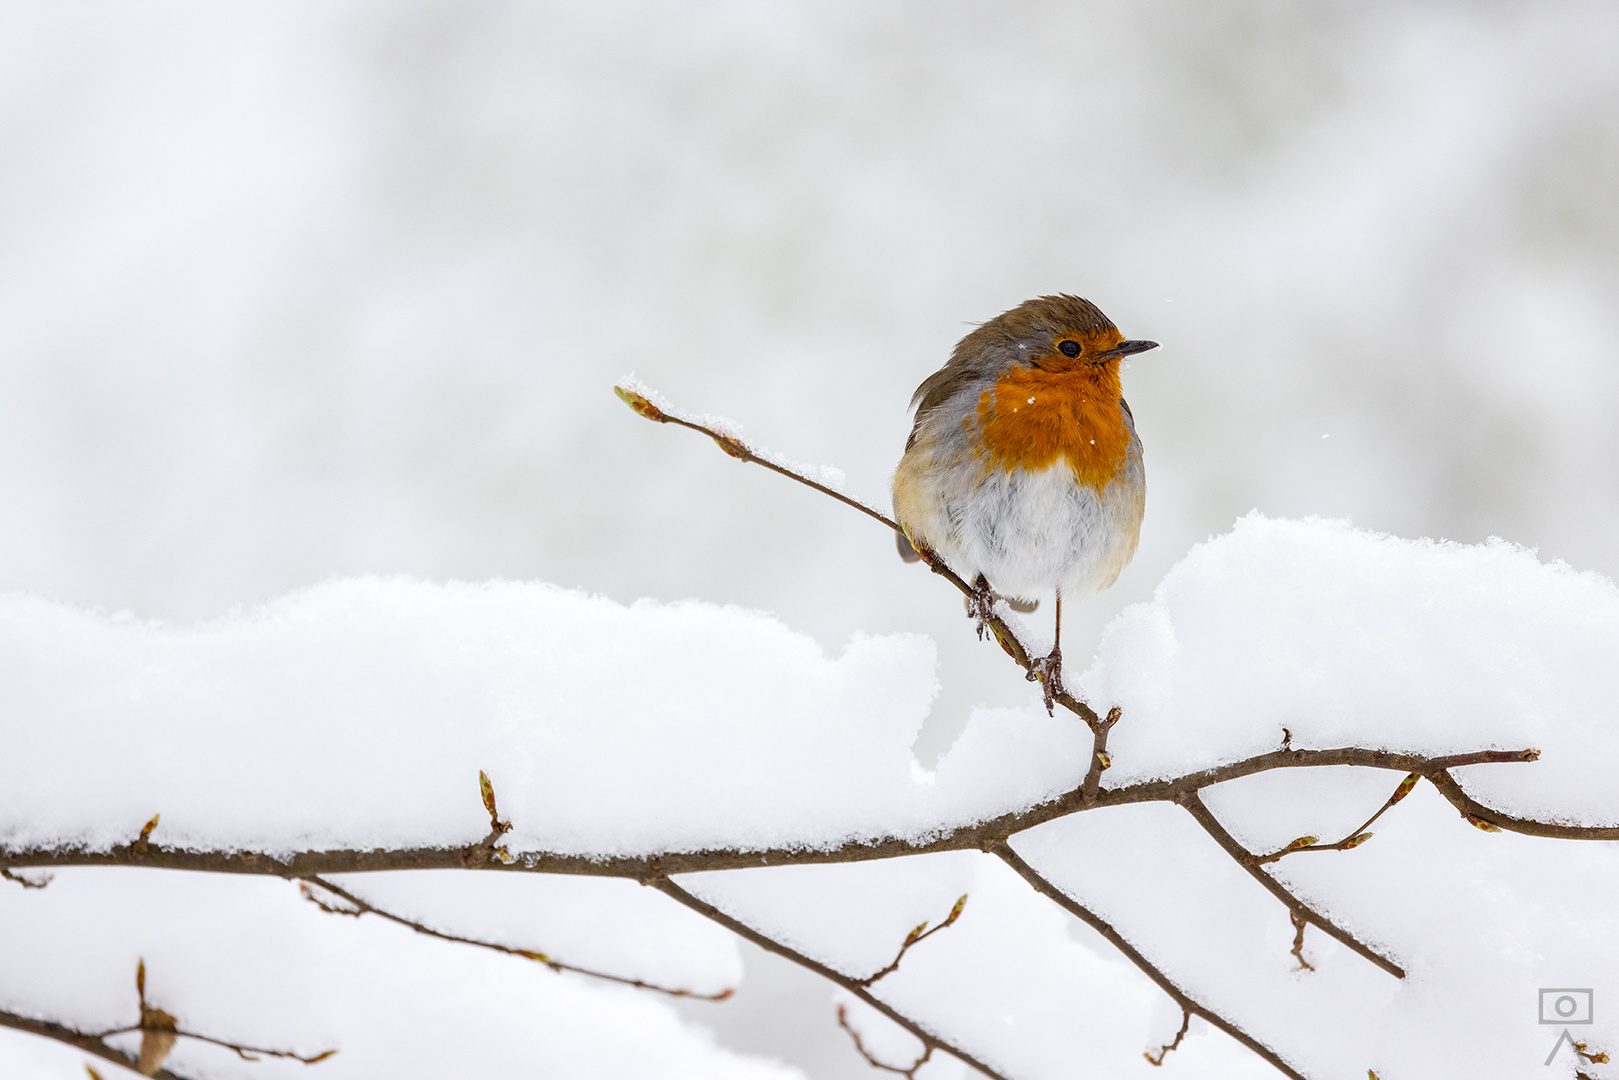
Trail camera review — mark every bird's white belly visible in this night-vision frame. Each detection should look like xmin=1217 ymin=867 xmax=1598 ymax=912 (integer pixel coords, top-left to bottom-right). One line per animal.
xmin=906 ymin=457 xmax=1143 ymax=601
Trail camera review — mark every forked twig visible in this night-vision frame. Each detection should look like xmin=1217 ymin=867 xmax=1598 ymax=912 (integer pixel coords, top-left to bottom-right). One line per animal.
xmin=1180 ymin=792 xmax=1403 ymax=978
xmin=649 ymin=875 xmax=1012 ymax=1080
xmin=837 ymin=1004 xmax=935 ymax=1078
xmin=1255 ymin=772 xmax=1420 ymax=865
xmin=992 ymin=843 xmax=1307 ymax=1080
xmin=856 ymin=894 xmax=968 ymax=987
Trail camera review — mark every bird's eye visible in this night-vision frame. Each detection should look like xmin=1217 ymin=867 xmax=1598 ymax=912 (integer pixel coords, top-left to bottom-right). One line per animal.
xmin=1057 ymin=340 xmax=1081 ymax=358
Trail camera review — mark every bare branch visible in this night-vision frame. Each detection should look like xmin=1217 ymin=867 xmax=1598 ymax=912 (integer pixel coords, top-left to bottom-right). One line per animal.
xmin=1180 ymin=793 xmax=1404 ymax=979
xmin=647 ymin=875 xmax=1014 ymax=1080
xmin=991 ymin=843 xmax=1307 ymax=1080
xmin=1144 ymin=1009 xmax=1192 ymax=1066
xmin=299 ymin=877 xmax=732 ymax=1001
xmin=0 ymin=748 xmax=1560 ymax=884
xmin=837 ymin=1004 xmax=934 ymax=1078
xmin=855 ymin=894 xmax=968 ymax=987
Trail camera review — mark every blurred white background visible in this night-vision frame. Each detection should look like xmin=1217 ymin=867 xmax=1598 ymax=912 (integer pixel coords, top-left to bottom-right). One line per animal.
xmin=2 ymin=2 xmax=1616 ymax=1075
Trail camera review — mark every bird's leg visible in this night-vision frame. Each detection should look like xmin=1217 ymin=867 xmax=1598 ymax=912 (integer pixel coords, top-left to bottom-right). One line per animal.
xmin=1027 ymin=589 xmax=1063 ymax=714
xmin=966 ymin=574 xmax=996 ymax=640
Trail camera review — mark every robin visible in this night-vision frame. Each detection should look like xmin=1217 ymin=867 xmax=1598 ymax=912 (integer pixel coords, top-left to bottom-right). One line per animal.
xmin=893 ymin=294 xmax=1157 ymax=710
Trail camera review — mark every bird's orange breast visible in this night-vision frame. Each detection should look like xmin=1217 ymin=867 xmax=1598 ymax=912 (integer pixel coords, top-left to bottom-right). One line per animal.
xmin=974 ymin=364 xmax=1130 ymax=492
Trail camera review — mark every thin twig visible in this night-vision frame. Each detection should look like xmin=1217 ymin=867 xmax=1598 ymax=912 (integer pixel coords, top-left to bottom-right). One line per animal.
xmin=1180 ymin=792 xmax=1404 ymax=979
xmin=613 ymin=383 xmax=1105 ymax=727
xmin=87 ymin=1026 xmax=337 ymax=1066
xmin=648 ymin=875 xmax=1013 ymax=1080
xmin=1081 ymin=706 xmax=1121 ymax=804
xmin=614 ymin=385 xmax=900 ymax=535
xmin=1254 ymin=772 xmax=1419 ymax=865
xmin=1288 ymin=911 xmax=1314 ymax=973
xmin=837 ymin=1004 xmax=934 ymax=1077
xmin=991 ymin=843 xmax=1307 ymax=1080
xmin=300 ymin=877 xmax=732 ymax=1001
xmin=855 ymin=894 xmax=968 ymax=987
xmin=0 ymin=1008 xmax=191 ymax=1080
xmin=1144 ymin=1008 xmax=1192 ymax=1066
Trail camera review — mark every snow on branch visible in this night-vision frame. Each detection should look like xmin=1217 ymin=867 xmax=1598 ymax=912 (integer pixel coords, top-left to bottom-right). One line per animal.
xmin=3 ymin=383 xmax=1619 ymax=1078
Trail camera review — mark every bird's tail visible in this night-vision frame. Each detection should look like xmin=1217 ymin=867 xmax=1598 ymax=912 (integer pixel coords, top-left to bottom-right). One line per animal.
xmin=895 ymin=531 xmax=922 ymax=563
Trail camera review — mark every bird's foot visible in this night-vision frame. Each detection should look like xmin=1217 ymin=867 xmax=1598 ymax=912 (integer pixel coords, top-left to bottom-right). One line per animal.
xmin=1027 ymin=647 xmax=1063 ymax=715
xmin=966 ymin=575 xmax=996 ymax=640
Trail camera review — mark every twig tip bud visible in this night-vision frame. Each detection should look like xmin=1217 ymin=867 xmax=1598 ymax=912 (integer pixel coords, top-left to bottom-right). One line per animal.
xmin=614 ymin=385 xmax=666 ymax=422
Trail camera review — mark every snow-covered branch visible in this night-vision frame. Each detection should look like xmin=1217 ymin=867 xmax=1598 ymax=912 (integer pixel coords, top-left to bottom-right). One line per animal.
xmin=4 ymin=386 xmax=1618 ymax=1079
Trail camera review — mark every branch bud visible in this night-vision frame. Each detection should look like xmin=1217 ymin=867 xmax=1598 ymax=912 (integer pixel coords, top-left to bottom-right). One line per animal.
xmin=478 ymin=770 xmax=498 ymax=820
xmin=137 ymin=1006 xmax=177 ymax=1077
xmin=1464 ymin=813 xmax=1502 ymax=833
xmin=131 ymin=813 xmax=161 ymax=859
xmin=711 ymin=434 xmax=750 ymax=460
xmin=1342 ymin=832 xmax=1374 ymax=849
xmin=945 ymin=894 xmax=968 ymax=924
xmin=613 ymin=385 xmax=667 ymax=422
xmin=903 ymin=920 xmax=928 ymax=946
xmin=1390 ymin=772 xmax=1420 ymax=803
xmin=1286 ymin=836 xmax=1319 ymax=851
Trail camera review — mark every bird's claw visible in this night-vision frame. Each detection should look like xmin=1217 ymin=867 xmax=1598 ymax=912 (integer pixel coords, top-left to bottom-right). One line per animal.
xmin=1027 ymin=649 xmax=1063 ymax=715
xmin=966 ymin=575 xmax=996 ymax=641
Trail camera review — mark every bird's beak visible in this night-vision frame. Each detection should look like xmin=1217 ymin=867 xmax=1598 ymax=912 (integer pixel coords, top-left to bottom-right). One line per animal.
xmin=1096 ymin=339 xmax=1159 ymax=360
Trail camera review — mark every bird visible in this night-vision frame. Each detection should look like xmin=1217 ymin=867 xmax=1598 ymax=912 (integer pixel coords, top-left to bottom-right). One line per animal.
xmin=892 ymin=294 xmax=1157 ymax=711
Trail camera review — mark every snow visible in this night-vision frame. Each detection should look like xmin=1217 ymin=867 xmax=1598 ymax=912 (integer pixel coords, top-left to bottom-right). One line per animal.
xmin=6 ymin=514 xmax=1619 ymax=1078
xmin=1079 ymin=513 xmax=1619 ymax=824
xmin=0 ymin=577 xmax=1094 ymax=857
xmin=5 ymin=515 xmax=1614 ymax=861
